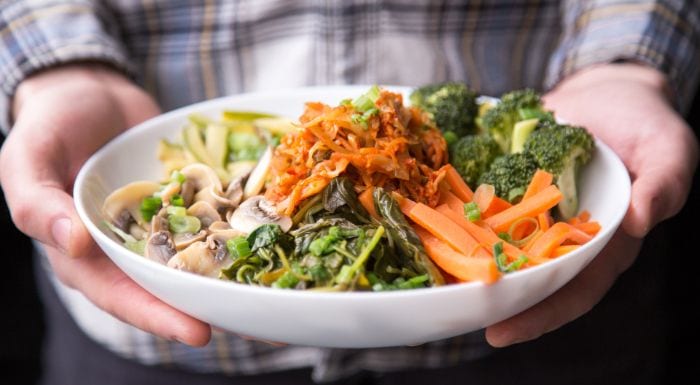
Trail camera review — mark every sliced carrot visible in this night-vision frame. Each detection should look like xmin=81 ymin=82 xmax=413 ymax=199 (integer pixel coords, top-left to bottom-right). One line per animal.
xmin=439 ymin=189 xmax=466 ymax=215
xmin=575 ymin=221 xmax=601 ymax=236
xmin=484 ymin=185 xmax=563 ymax=233
xmin=358 ymin=187 xmax=380 ymax=220
xmin=482 ymin=196 xmax=512 ymax=218
xmin=435 ymin=204 xmax=547 ymax=265
xmin=510 ymin=218 xmax=537 ymax=241
xmin=392 ymin=191 xmax=416 ymax=214
xmin=408 ymin=202 xmax=491 ymax=258
xmin=538 ymin=212 xmax=551 ymax=232
xmin=527 ymin=222 xmax=593 ymax=260
xmin=415 ymin=228 xmax=501 ymax=284
xmin=552 ymin=245 xmax=581 ymax=257
xmin=444 ymin=165 xmax=474 ymax=202
xmin=522 ymin=169 xmax=554 ymax=200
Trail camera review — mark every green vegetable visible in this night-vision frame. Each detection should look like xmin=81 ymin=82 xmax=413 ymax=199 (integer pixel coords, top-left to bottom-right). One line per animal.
xmin=481 ymin=89 xmax=553 ymax=153
xmin=166 ymin=205 xmax=187 ymax=217
xmin=205 ymin=123 xmax=230 ymax=168
xmin=170 ymin=194 xmax=185 ymax=207
xmin=478 ymin=152 xmax=538 ymax=203
xmin=493 ymin=242 xmax=528 ymax=273
xmin=463 ymin=202 xmax=481 ymax=222
xmin=308 ymin=226 xmax=342 ymax=256
xmin=523 ymin=121 xmax=594 ymax=219
xmin=372 ymin=187 xmax=445 ymax=286
xmin=168 ymin=215 xmax=201 ymax=234
xmin=227 ymin=236 xmax=252 ymax=259
xmin=140 ymin=196 xmax=162 ymax=222
xmin=103 ymin=221 xmax=146 ymax=255
xmin=170 ymin=170 xmax=186 ymax=184
xmin=272 ymin=271 xmax=300 ymax=289
xmin=247 ymin=224 xmax=282 ymax=253
xmin=228 ymin=131 xmax=265 ymax=161
xmin=351 ymin=85 xmax=381 ymax=112
xmin=410 ymin=82 xmax=478 ymax=138
xmin=335 ymin=226 xmax=385 ymax=287
xmin=449 ymin=134 xmax=502 ymax=188
xmin=510 ymin=118 xmax=539 ymax=153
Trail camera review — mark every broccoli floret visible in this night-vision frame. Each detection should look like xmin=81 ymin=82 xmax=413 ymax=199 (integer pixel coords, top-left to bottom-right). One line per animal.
xmin=449 ymin=135 xmax=502 ymax=189
xmin=523 ymin=121 xmax=595 ymax=219
xmin=478 ymin=152 xmax=538 ymax=203
xmin=410 ymin=82 xmax=478 ymax=138
xmin=481 ymin=89 xmax=553 ymax=153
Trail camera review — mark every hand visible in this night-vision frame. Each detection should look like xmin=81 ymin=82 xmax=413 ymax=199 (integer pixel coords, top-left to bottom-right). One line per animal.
xmin=485 ymin=63 xmax=699 ymax=347
xmin=0 ymin=64 xmax=211 ymax=346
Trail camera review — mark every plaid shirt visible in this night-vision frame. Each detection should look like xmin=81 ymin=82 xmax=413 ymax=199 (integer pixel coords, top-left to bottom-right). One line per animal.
xmin=2 ymin=0 xmax=699 ymax=382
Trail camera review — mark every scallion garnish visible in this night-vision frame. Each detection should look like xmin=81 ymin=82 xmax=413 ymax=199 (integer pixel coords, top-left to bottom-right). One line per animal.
xmin=493 ymin=241 xmax=528 ymax=273
xmin=168 ymin=215 xmax=201 ymax=234
xmin=227 ymin=236 xmax=252 ymax=259
xmin=140 ymin=196 xmax=162 ymax=222
xmin=464 ymin=201 xmax=481 ymax=222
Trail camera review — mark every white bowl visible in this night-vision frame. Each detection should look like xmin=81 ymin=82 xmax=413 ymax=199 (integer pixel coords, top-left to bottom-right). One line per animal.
xmin=74 ymin=86 xmax=631 ymax=348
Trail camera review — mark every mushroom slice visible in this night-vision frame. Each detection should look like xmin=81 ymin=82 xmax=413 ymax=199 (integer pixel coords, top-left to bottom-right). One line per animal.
xmin=213 ymin=176 xmax=244 ymax=209
xmin=144 ymin=231 xmax=176 ymax=264
xmin=208 ymin=220 xmax=233 ymax=232
xmin=167 ymin=241 xmax=230 ymax=278
xmin=229 ymin=195 xmax=292 ymax=234
xmin=186 ymin=201 xmax=221 ymax=228
xmin=173 ymin=230 xmax=207 ymax=250
xmin=180 ymin=163 xmax=222 ymax=193
xmin=103 ymin=181 xmax=161 ymax=228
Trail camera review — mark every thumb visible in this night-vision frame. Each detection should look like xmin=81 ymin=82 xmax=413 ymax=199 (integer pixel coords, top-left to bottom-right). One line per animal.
xmin=0 ymin=130 xmax=93 ymax=258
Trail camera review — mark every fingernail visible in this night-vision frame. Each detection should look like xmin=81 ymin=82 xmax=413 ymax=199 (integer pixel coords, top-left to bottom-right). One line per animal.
xmin=51 ymin=217 xmax=72 ymax=253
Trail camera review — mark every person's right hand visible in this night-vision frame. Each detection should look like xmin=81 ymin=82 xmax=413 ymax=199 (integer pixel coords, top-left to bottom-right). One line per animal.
xmin=0 ymin=64 xmax=211 ymax=346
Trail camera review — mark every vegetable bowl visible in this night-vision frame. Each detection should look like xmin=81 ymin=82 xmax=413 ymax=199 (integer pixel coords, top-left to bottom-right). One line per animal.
xmin=74 ymin=86 xmax=630 ymax=348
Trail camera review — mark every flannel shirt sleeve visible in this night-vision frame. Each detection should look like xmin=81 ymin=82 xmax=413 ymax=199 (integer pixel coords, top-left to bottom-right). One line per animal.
xmin=546 ymin=0 xmax=700 ymax=112
xmin=0 ymin=0 xmax=134 ymax=134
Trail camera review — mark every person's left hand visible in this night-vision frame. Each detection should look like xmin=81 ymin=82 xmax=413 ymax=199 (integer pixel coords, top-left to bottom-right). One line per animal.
xmin=485 ymin=63 xmax=698 ymax=347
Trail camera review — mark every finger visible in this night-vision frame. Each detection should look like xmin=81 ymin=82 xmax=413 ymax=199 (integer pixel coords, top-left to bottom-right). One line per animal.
xmin=623 ymin=130 xmax=698 ymax=238
xmin=0 ymin=131 xmax=94 ymax=258
xmin=485 ymin=232 xmax=641 ymax=347
xmin=44 ymin=244 xmax=211 ymax=346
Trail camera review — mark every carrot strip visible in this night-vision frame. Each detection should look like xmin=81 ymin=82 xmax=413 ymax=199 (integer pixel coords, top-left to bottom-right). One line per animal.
xmin=439 ymin=189 xmax=466 ymax=215
xmin=415 ymin=228 xmax=500 ymax=284
xmin=444 ymin=165 xmax=474 ymax=202
xmin=484 ymin=185 xmax=563 ymax=233
xmin=392 ymin=191 xmax=416 ymax=214
xmin=435 ymin=204 xmax=547 ymax=265
xmin=482 ymin=196 xmax=512 ymax=218
xmin=527 ymin=222 xmax=593 ymax=260
xmin=538 ymin=212 xmax=551 ymax=232
xmin=552 ymin=245 xmax=580 ymax=257
xmin=358 ymin=187 xmax=380 ymax=220
xmin=408 ymin=203 xmax=490 ymax=258
xmin=522 ymin=169 xmax=554 ymax=200
xmin=575 ymin=221 xmax=601 ymax=236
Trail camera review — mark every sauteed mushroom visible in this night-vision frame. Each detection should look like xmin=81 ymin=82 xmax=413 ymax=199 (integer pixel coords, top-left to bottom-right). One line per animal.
xmin=229 ymin=195 xmax=292 ymax=234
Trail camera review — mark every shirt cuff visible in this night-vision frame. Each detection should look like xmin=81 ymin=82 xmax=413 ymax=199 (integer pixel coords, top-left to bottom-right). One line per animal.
xmin=545 ymin=0 xmax=700 ymax=113
xmin=0 ymin=0 xmax=134 ymax=134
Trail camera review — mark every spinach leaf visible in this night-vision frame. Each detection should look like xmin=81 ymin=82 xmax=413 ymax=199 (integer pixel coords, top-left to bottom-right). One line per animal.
xmin=373 ymin=188 xmax=445 ymax=286
xmin=247 ymin=224 xmax=282 ymax=252
xmin=322 ymin=177 xmax=372 ymax=224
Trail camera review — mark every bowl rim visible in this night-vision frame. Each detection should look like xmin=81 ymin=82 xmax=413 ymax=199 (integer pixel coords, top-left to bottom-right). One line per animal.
xmin=73 ymin=85 xmax=632 ymax=301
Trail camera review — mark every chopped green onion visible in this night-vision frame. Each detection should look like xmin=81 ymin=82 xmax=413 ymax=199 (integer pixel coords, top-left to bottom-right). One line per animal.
xmin=340 ymin=98 xmax=352 ymax=106
xmin=170 ymin=170 xmax=186 ymax=184
xmin=309 ymin=226 xmax=342 ymax=256
xmin=497 ymin=232 xmax=512 ymax=242
xmin=166 ymin=205 xmax=187 ymax=217
xmin=168 ymin=215 xmax=201 ymax=234
xmin=463 ymin=202 xmax=481 ymax=222
xmin=272 ymin=271 xmax=300 ymax=289
xmin=351 ymin=85 xmax=381 ymax=113
xmin=493 ymin=241 xmax=528 ymax=273
xmin=227 ymin=236 xmax=252 ymax=259
xmin=170 ymin=194 xmax=185 ymax=207
xmin=140 ymin=196 xmax=162 ymax=222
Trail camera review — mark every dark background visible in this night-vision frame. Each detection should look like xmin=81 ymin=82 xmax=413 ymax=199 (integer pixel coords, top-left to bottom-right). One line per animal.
xmin=0 ymin=93 xmax=698 ymax=384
